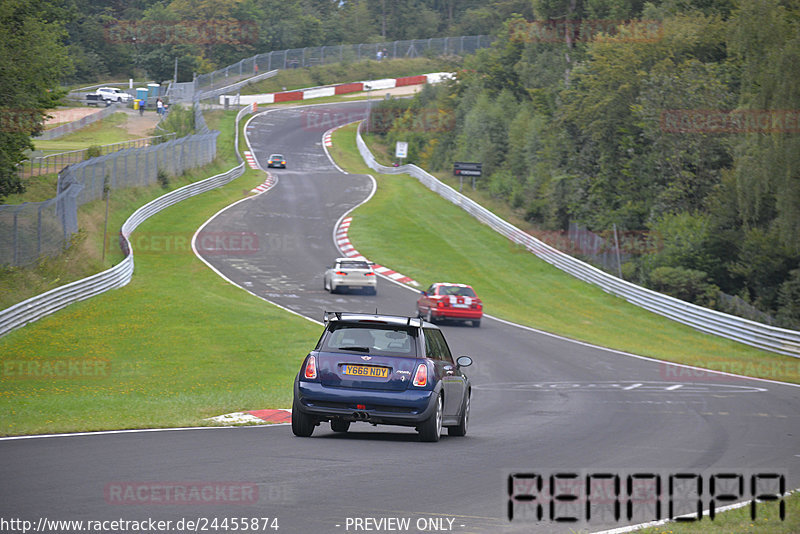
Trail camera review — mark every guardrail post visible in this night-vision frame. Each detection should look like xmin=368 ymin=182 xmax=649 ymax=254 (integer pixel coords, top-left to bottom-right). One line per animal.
xmin=37 ymin=205 xmax=42 ymax=257
xmin=12 ymin=210 xmax=19 ymax=265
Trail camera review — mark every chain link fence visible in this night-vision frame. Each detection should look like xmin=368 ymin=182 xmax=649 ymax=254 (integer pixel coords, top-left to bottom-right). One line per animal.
xmin=0 ymin=185 xmax=82 ymax=267
xmin=35 ymin=103 xmax=124 ymax=141
xmin=18 ymin=133 xmax=176 ymax=180
xmin=194 ymin=35 xmax=492 ymax=97
xmin=1 ymin=131 xmax=218 ymax=267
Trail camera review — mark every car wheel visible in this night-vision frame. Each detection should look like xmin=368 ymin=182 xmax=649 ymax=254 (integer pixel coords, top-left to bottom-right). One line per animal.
xmin=330 ymin=420 xmax=350 ymax=433
xmin=418 ymin=394 xmax=443 ymax=442
xmin=472 ymin=319 xmax=481 ymax=328
xmin=291 ymin=398 xmax=315 ymax=437
xmin=367 ymin=287 xmax=377 ymax=296
xmin=323 ymin=278 xmax=329 ymax=291
xmin=447 ymin=391 xmax=470 ymax=437
xmin=330 ymin=283 xmax=339 ymax=294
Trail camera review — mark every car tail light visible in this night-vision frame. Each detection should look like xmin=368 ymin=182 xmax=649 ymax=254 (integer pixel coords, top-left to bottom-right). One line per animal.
xmin=437 ymin=300 xmax=446 ymax=308
xmin=304 ymin=355 xmax=317 ymax=379
xmin=357 ymin=404 xmax=366 ymax=410
xmin=364 ymin=272 xmax=375 ymax=276
xmin=413 ymin=363 xmax=428 ymax=387
xmin=335 ymin=271 xmax=348 ymax=275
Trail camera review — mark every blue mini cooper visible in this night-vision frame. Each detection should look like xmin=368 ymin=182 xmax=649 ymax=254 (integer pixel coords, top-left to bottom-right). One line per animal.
xmin=292 ymin=312 xmax=473 ymax=442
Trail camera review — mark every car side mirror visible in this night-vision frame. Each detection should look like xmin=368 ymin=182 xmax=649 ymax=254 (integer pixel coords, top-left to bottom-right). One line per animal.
xmin=456 ymin=356 xmax=472 ymax=368
xmin=420 ymin=291 xmax=427 ymax=296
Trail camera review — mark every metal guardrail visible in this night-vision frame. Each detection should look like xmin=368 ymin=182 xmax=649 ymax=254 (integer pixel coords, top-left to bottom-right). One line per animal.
xmin=355 ymin=124 xmax=800 ymax=358
xmin=194 ymin=35 xmax=492 ymax=97
xmin=194 ymin=70 xmax=278 ymax=103
xmin=0 ymin=105 xmax=253 ymax=338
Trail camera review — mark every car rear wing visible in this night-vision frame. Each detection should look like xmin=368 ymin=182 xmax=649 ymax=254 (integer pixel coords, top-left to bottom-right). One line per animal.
xmin=323 ymin=311 xmax=423 ymax=328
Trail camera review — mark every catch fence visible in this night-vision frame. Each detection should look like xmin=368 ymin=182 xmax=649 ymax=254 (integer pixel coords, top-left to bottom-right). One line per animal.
xmin=193 ymin=35 xmax=491 ymax=98
xmin=1 ymin=131 xmax=218 ymax=267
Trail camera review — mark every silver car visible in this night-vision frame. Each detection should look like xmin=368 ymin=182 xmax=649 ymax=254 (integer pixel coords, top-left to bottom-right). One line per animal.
xmin=324 ymin=258 xmax=377 ymax=295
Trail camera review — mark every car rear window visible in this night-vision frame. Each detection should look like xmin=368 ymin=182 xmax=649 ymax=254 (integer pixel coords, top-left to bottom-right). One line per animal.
xmin=321 ymin=324 xmax=417 ymax=357
xmin=339 ymin=261 xmax=370 ymax=270
xmin=438 ymin=285 xmax=476 ymax=297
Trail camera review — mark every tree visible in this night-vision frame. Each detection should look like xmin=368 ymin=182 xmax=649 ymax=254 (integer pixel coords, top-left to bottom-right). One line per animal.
xmin=0 ymin=0 xmax=73 ymax=202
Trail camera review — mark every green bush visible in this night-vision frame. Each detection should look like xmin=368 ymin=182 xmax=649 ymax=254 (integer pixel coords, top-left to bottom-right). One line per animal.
xmin=157 ymin=104 xmax=194 ymax=138
xmin=156 ymin=168 xmax=169 ymax=189
xmin=85 ymin=145 xmax=102 ymax=159
xmin=649 ymin=266 xmax=719 ymax=308
xmin=777 ymin=269 xmax=800 ymax=329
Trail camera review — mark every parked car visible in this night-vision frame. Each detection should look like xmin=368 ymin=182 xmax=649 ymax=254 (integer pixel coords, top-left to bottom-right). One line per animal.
xmin=85 ymin=94 xmax=111 ymax=107
xmin=267 ymin=154 xmax=286 ymax=168
xmin=292 ymin=312 xmax=473 ymax=442
xmin=324 ymin=258 xmax=377 ymax=295
xmin=94 ymin=87 xmax=132 ymax=103
xmin=417 ymin=283 xmax=483 ymax=327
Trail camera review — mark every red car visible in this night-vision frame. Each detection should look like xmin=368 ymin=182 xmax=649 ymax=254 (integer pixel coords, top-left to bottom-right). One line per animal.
xmin=417 ymin=283 xmax=483 ymax=327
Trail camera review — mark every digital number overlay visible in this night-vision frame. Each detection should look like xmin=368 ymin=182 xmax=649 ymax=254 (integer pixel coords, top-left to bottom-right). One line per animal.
xmin=507 ymin=469 xmax=787 ymax=525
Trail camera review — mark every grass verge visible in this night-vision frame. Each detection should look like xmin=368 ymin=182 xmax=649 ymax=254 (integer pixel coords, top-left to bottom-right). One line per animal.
xmin=2 ymin=111 xmax=229 ymax=310
xmin=633 ymin=492 xmax=798 ymax=533
xmin=328 ymin=123 xmax=800 ymax=385
xmin=32 ymin=112 xmax=148 ymax=153
xmin=0 ymin=109 xmax=319 ymax=436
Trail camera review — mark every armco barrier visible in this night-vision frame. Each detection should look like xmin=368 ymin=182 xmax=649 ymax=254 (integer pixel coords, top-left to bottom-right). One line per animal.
xmin=355 ymin=124 xmax=800 ymax=358
xmin=0 ymin=104 xmax=254 ymax=338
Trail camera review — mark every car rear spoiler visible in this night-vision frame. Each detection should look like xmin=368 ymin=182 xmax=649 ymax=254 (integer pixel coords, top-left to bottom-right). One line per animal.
xmin=323 ymin=310 xmax=422 ymax=327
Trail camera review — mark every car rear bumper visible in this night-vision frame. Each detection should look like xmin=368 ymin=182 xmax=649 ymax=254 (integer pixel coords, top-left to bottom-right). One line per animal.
xmin=294 ymin=380 xmax=438 ymax=426
xmin=331 ymin=275 xmax=377 ymax=288
xmin=431 ymin=308 xmax=482 ymax=321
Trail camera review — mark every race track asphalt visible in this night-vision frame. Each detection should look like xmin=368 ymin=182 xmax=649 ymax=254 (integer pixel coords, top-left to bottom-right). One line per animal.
xmin=2 ymin=101 xmax=798 ymax=533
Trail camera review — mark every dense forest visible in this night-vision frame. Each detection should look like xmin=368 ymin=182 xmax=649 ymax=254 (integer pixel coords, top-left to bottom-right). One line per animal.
xmin=63 ymin=0 xmax=533 ymax=83
xmin=0 ymin=0 xmax=523 ymax=200
xmin=373 ymin=0 xmax=800 ymax=328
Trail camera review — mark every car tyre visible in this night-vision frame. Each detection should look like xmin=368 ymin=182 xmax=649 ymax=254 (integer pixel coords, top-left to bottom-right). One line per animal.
xmin=291 ymin=398 xmax=315 ymax=437
xmin=447 ymin=392 xmax=470 ymax=437
xmin=330 ymin=420 xmax=350 ymax=433
xmin=472 ymin=319 xmax=481 ymax=328
xmin=418 ymin=394 xmax=443 ymax=442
